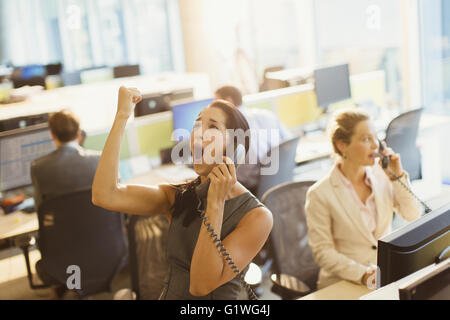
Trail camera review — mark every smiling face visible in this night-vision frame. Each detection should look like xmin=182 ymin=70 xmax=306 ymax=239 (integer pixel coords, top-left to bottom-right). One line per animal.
xmin=336 ymin=120 xmax=379 ymax=166
xmin=190 ymin=105 xmax=230 ymax=176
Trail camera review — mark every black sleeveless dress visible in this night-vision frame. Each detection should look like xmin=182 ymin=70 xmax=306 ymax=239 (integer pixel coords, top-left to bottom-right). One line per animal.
xmin=160 ymin=192 xmax=264 ymax=300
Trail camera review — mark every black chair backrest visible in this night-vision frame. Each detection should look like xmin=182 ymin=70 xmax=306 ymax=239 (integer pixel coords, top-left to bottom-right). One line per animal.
xmin=113 ymin=64 xmax=141 ymax=78
xmin=262 ymin=181 xmax=319 ymax=291
xmin=385 ymin=108 xmax=424 ymax=180
xmin=127 ymin=214 xmax=169 ymax=300
xmin=37 ymin=187 xmax=127 ymax=297
xmin=257 ymin=136 xmax=301 ymax=199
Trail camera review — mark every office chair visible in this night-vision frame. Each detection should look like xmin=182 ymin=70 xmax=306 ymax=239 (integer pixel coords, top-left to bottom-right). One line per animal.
xmin=127 ymin=214 xmax=169 ymax=300
xmin=384 ymin=108 xmax=424 ymax=181
xmin=113 ymin=64 xmax=141 ymax=78
xmin=257 ymin=136 xmax=301 ymax=199
xmin=15 ymin=187 xmax=128 ymax=299
xmin=261 ymin=180 xmax=319 ymax=299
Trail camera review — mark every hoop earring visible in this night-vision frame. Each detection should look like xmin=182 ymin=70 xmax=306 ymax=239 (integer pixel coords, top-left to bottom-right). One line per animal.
xmin=343 ymin=153 xmax=347 ymax=160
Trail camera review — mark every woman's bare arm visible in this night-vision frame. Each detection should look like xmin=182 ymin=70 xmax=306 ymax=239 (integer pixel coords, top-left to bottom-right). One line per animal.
xmin=92 ymin=86 xmax=173 ymax=216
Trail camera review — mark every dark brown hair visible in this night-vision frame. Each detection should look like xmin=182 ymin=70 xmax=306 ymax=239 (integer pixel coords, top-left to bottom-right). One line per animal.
xmin=215 ymin=85 xmax=243 ymax=108
xmin=171 ymin=100 xmax=250 ymax=223
xmin=48 ymin=109 xmax=80 ymax=143
xmin=328 ymin=108 xmax=370 ymax=156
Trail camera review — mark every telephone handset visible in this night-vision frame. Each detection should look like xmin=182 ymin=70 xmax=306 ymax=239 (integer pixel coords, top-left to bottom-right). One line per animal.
xmin=378 ymin=140 xmax=390 ymax=169
xmin=193 ymin=144 xmax=257 ymax=299
xmin=378 ymin=139 xmax=432 ymax=214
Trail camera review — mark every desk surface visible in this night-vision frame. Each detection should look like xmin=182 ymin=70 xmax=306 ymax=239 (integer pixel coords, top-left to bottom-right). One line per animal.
xmin=0 ymin=73 xmax=210 ymax=132
xmin=0 ymin=164 xmax=197 ymax=241
xmin=299 ymin=280 xmax=373 ymax=300
xmin=360 ymin=259 xmax=450 ymax=300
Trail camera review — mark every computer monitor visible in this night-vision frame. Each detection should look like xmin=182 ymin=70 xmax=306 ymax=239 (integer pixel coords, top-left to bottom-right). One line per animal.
xmin=314 ymin=63 xmax=351 ymax=110
xmin=0 ymin=124 xmax=55 ymax=191
xmin=377 ymin=203 xmax=450 ymax=287
xmin=21 ymin=65 xmax=46 ymax=79
xmin=134 ymin=93 xmax=171 ymax=118
xmin=0 ymin=113 xmax=49 ymax=132
xmin=171 ymin=98 xmax=214 ymax=140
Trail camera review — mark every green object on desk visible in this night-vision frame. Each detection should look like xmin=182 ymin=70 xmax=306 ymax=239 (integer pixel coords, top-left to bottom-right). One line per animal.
xmin=84 ymin=131 xmax=131 ymax=159
xmin=245 ymin=100 xmax=273 ymax=111
xmin=137 ymin=120 xmax=173 ymax=158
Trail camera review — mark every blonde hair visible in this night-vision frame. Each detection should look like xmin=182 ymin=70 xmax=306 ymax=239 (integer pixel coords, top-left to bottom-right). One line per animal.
xmin=328 ymin=108 xmax=370 ymax=156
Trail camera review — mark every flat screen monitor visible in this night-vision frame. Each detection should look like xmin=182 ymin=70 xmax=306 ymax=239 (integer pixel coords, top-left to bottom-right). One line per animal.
xmin=314 ymin=63 xmax=351 ymax=109
xmin=0 ymin=124 xmax=55 ymax=191
xmin=377 ymin=203 xmax=450 ymax=287
xmin=21 ymin=65 xmax=46 ymax=79
xmin=134 ymin=93 xmax=171 ymax=118
xmin=172 ymin=98 xmax=214 ymax=140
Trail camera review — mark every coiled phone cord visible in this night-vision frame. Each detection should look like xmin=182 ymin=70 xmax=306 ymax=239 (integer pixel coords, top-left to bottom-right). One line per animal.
xmin=386 ymin=167 xmax=433 ymax=214
xmin=196 ymin=202 xmax=258 ymax=300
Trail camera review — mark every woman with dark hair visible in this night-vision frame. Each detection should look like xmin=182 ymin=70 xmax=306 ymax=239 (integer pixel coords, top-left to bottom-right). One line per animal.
xmin=92 ymin=87 xmax=273 ymax=300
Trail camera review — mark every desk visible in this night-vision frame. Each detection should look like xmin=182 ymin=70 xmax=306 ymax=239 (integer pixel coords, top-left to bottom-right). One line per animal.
xmin=0 ymin=73 xmax=210 ymax=132
xmin=360 ymin=259 xmax=450 ymax=300
xmin=299 ymin=280 xmax=372 ymax=300
xmin=0 ymin=164 xmax=197 ymax=244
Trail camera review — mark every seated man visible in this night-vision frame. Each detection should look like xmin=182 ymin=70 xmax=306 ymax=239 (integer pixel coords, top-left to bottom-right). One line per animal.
xmin=30 ymin=109 xmax=101 ymax=298
xmin=215 ymin=85 xmax=292 ymax=194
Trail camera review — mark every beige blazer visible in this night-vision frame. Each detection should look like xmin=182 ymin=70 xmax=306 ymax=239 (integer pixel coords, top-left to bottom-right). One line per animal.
xmin=305 ymin=163 xmax=421 ymax=289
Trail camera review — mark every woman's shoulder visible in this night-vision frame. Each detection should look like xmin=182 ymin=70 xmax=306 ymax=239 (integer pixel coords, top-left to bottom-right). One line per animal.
xmin=306 ymin=168 xmax=335 ymax=199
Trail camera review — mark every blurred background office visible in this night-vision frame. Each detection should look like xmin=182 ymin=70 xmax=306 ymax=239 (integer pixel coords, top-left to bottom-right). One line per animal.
xmin=0 ymin=0 xmax=449 ymax=300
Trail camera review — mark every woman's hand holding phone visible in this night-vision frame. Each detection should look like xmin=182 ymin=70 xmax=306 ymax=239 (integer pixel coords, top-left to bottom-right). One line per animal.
xmin=206 ymin=156 xmax=237 ymax=208
xmin=379 ymin=140 xmax=404 ymax=179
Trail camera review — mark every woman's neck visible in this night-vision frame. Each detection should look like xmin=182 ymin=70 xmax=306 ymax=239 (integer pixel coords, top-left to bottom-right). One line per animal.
xmin=338 ymin=160 xmax=366 ymax=184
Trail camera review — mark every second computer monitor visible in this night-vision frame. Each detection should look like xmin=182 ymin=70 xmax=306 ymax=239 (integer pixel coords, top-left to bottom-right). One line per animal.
xmin=377 ymin=203 xmax=450 ymax=287
xmin=314 ymin=63 xmax=351 ymax=109
xmin=0 ymin=124 xmax=55 ymax=191
xmin=172 ymin=98 xmax=214 ymax=140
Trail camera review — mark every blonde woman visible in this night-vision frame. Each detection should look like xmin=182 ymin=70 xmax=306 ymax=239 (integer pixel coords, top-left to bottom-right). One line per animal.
xmin=305 ymin=108 xmax=421 ymax=289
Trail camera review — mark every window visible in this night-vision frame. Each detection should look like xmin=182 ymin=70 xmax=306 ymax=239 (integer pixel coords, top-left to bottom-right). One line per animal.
xmin=419 ymin=0 xmax=450 ymax=114
xmin=0 ymin=0 xmax=182 ymax=73
xmin=314 ymin=0 xmax=404 ymax=108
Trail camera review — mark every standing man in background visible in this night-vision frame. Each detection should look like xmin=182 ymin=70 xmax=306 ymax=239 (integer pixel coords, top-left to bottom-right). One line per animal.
xmin=215 ymin=85 xmax=292 ymax=195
